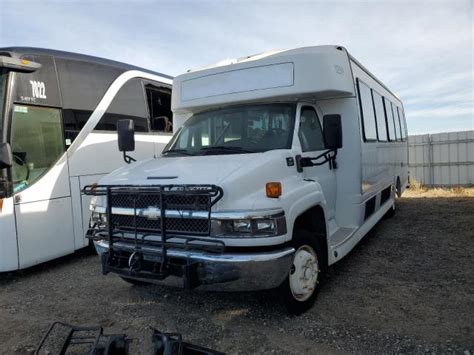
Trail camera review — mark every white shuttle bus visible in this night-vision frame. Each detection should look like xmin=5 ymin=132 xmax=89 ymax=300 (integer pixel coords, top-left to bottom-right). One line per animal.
xmin=87 ymin=46 xmax=408 ymax=314
xmin=0 ymin=48 xmax=173 ymax=272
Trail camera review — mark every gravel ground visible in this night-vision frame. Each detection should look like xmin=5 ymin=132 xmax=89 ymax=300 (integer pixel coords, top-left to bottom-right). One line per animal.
xmin=1 ymin=192 xmax=473 ymax=354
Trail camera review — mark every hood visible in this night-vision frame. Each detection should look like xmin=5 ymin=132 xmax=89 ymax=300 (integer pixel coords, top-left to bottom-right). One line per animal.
xmin=99 ymin=154 xmax=258 ymax=186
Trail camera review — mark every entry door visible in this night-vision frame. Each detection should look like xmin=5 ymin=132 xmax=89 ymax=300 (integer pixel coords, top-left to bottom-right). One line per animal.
xmin=297 ymin=104 xmax=337 ymax=218
xmin=10 ymin=104 xmax=74 ymax=268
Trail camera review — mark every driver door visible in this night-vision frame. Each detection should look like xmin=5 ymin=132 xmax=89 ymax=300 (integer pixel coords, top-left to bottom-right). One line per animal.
xmin=11 ymin=104 xmax=74 ymax=268
xmin=297 ymin=103 xmax=337 ymax=218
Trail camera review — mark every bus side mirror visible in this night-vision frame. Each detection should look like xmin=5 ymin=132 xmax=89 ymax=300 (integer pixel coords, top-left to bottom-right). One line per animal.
xmin=117 ymin=119 xmax=135 ymax=152
xmin=0 ymin=143 xmax=13 ymax=170
xmin=117 ymin=119 xmax=136 ymax=164
xmin=323 ymin=114 xmax=342 ymax=150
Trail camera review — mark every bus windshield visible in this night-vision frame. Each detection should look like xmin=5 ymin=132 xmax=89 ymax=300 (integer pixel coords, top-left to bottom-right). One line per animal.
xmin=163 ymin=104 xmax=295 ymax=156
xmin=10 ymin=105 xmax=65 ymax=193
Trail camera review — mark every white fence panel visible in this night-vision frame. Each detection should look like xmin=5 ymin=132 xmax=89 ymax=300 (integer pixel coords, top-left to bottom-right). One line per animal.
xmin=408 ymin=130 xmax=474 ymax=186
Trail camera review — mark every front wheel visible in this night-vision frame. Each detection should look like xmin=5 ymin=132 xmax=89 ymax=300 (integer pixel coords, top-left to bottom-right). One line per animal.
xmin=278 ymin=229 xmax=323 ymax=315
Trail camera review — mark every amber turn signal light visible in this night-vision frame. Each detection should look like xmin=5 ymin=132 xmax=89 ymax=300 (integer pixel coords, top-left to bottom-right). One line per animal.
xmin=266 ymin=182 xmax=282 ymax=198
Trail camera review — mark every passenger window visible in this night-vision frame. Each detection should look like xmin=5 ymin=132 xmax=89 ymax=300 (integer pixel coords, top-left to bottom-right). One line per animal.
xmin=95 ymin=78 xmax=149 ymax=132
xmin=356 ymin=79 xmax=377 ymax=141
xmin=401 ymin=108 xmax=408 ymax=139
xmin=391 ymin=103 xmax=401 ymax=141
xmin=383 ymin=98 xmax=396 ymax=141
xmin=396 ymin=107 xmax=407 ymax=140
xmin=145 ymin=84 xmax=173 ymax=133
xmin=62 ymin=108 xmax=93 ymax=144
xmin=372 ymin=90 xmax=387 ymax=142
xmin=298 ymin=107 xmax=325 ymax=152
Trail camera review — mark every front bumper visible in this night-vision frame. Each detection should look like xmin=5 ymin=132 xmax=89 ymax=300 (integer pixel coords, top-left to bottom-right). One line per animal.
xmin=94 ymin=240 xmax=295 ymax=291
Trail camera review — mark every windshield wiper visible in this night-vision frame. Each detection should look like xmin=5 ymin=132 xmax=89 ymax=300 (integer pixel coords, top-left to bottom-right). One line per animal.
xmin=162 ymin=149 xmax=195 ymax=156
xmin=199 ymin=146 xmax=255 ymax=154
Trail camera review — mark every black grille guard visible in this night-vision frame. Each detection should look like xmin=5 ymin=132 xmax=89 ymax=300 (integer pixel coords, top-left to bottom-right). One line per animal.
xmin=83 ymin=184 xmax=225 ymax=288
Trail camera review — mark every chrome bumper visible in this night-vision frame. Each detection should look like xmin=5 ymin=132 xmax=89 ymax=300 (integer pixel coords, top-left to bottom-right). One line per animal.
xmin=94 ymin=240 xmax=295 ymax=291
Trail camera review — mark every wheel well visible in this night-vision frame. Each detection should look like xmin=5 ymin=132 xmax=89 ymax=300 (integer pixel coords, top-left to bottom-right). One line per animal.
xmin=293 ymin=205 xmax=328 ymax=269
xmin=396 ymin=176 xmax=401 ymax=197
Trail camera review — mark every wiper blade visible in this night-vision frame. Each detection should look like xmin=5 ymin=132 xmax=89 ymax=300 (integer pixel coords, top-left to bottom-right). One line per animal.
xmin=200 ymin=146 xmax=254 ymax=153
xmin=162 ymin=149 xmax=195 ymax=156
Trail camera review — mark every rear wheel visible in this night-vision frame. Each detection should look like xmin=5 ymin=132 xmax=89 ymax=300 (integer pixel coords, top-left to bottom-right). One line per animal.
xmin=278 ymin=229 xmax=323 ymax=315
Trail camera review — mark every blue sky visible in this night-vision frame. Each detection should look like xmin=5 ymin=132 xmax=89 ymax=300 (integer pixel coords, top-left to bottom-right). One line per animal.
xmin=1 ymin=0 xmax=472 ymax=135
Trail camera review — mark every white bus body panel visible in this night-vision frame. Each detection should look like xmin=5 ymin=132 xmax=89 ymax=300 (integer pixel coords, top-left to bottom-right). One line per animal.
xmin=14 ymin=154 xmax=74 ymax=268
xmin=0 ymin=197 xmax=18 ymax=271
xmin=165 ymin=45 xmax=408 ymax=270
xmin=2 ymin=70 xmax=173 ymax=271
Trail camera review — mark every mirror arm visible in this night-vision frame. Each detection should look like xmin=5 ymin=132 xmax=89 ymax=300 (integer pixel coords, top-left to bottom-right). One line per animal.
xmin=300 ymin=148 xmax=338 ymax=170
xmin=123 ymin=151 xmax=136 ymax=164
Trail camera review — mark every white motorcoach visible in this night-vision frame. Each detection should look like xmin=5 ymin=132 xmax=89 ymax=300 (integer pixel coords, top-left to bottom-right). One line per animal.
xmin=88 ymin=46 xmax=408 ymax=314
xmin=0 ymin=48 xmax=173 ymax=271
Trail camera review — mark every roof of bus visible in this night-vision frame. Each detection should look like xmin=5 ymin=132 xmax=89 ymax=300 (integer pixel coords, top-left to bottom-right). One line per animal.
xmin=185 ymin=45 xmax=400 ymax=102
xmin=0 ymin=46 xmax=173 ymax=79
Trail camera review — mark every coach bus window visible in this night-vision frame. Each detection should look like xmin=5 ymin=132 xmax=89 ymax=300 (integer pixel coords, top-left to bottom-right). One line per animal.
xmin=11 ymin=105 xmax=65 ymax=193
xmin=62 ymin=109 xmax=92 ymax=143
xmin=356 ymin=79 xmax=377 ymax=141
xmin=145 ymin=85 xmax=173 ymax=133
xmin=372 ymin=90 xmax=388 ymax=142
xmin=383 ymin=98 xmax=397 ymax=141
xmin=95 ymin=78 xmax=149 ymax=132
xmin=299 ymin=107 xmax=325 ymax=152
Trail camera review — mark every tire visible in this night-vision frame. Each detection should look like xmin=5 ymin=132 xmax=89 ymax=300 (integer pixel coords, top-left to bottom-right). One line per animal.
xmin=278 ymin=229 xmax=324 ymax=315
xmin=396 ymin=177 xmax=402 ymax=198
xmin=120 ymin=276 xmax=152 ymax=286
xmin=384 ymin=183 xmax=398 ymax=219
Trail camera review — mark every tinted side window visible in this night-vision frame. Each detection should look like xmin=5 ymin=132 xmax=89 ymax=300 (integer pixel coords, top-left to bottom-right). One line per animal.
xmin=95 ymin=78 xmax=149 ymax=132
xmin=145 ymin=84 xmax=173 ymax=133
xmin=298 ymin=107 xmax=325 ymax=152
xmin=62 ymin=109 xmax=92 ymax=144
xmin=383 ymin=97 xmax=396 ymax=141
xmin=397 ymin=107 xmax=407 ymax=140
xmin=400 ymin=108 xmax=408 ymax=139
xmin=357 ymin=79 xmax=377 ymax=141
xmin=392 ymin=103 xmax=401 ymax=141
xmin=372 ymin=90 xmax=387 ymax=142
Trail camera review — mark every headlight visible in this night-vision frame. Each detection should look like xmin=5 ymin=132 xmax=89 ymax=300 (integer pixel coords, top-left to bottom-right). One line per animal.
xmin=89 ymin=195 xmax=106 ymax=212
xmin=233 ymin=219 xmax=253 ymax=233
xmin=89 ymin=196 xmax=98 ymax=211
xmin=256 ymin=219 xmax=276 ymax=233
xmin=211 ymin=213 xmax=285 ymax=238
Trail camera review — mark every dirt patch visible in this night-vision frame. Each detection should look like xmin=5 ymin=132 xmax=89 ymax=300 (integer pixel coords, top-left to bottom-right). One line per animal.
xmin=0 ymin=192 xmax=473 ymax=354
